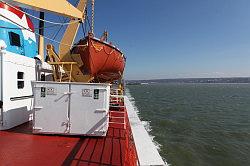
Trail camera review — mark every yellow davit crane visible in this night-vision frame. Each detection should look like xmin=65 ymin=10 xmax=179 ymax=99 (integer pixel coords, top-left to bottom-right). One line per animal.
xmin=59 ymin=0 xmax=87 ymax=58
xmin=3 ymin=0 xmax=83 ymax=18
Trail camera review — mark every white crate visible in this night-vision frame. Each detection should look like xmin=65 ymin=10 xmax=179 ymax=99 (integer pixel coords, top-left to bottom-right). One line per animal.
xmin=32 ymin=81 xmax=110 ymax=136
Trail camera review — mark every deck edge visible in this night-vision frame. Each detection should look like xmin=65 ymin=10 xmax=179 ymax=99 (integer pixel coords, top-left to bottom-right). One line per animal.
xmin=124 ymin=96 xmax=167 ymax=166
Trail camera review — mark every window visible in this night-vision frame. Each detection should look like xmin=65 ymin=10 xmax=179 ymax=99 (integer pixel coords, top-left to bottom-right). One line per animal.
xmin=17 ymin=81 xmax=24 ymax=89
xmin=41 ymin=73 xmax=45 ymax=81
xmin=17 ymin=72 xmax=24 ymax=89
xmin=17 ymin=71 xmax=24 ymax=79
xmin=9 ymin=32 xmax=21 ymax=47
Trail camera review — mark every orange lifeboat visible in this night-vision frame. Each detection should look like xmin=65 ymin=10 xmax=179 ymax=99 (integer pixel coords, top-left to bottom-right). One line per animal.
xmin=71 ymin=34 xmax=125 ymax=82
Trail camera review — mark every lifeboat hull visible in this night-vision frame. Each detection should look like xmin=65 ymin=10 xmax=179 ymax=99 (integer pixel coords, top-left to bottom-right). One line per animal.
xmin=72 ymin=36 xmax=125 ymax=82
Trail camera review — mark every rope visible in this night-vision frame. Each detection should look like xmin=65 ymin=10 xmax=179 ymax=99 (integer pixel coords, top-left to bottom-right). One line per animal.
xmin=0 ymin=24 xmax=60 ymax=30
xmin=0 ymin=13 xmax=87 ymax=47
xmin=1 ymin=0 xmax=81 ymax=25
xmin=91 ymin=0 xmax=95 ymax=33
xmin=52 ymin=17 xmax=68 ymax=40
xmin=52 ymin=0 xmax=79 ymax=40
xmin=86 ymin=11 xmax=92 ymax=32
xmin=81 ymin=9 xmax=88 ymax=37
xmin=81 ymin=22 xmax=86 ymax=37
xmin=90 ymin=40 xmax=116 ymax=55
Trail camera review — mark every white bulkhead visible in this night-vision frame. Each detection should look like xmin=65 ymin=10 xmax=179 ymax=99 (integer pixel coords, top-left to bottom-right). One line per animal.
xmin=0 ymin=50 xmax=36 ymax=130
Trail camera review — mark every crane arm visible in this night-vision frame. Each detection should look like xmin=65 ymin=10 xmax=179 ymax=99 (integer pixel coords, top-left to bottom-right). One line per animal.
xmin=59 ymin=0 xmax=87 ymax=58
xmin=3 ymin=0 xmax=83 ymax=19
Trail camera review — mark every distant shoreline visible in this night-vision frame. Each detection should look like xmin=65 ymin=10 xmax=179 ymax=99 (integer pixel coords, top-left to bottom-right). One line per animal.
xmin=126 ymin=77 xmax=250 ymax=84
xmin=126 ymin=82 xmax=250 ymax=85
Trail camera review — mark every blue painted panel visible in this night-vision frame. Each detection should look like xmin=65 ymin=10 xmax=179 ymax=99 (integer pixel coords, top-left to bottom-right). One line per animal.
xmin=0 ymin=20 xmax=37 ymax=58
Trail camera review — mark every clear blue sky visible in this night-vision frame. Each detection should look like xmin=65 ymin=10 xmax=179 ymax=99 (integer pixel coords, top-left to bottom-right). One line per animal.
xmin=29 ymin=0 xmax=250 ymax=80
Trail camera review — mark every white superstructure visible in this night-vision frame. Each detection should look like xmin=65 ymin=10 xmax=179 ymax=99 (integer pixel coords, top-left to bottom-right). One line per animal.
xmin=0 ymin=50 xmax=36 ymax=130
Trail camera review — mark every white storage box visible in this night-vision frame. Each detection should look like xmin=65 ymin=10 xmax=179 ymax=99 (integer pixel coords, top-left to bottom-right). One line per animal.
xmin=32 ymin=81 xmax=110 ymax=136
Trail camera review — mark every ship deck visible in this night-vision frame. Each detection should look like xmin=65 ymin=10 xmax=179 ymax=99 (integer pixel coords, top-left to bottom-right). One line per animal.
xmin=0 ymin=107 xmax=137 ymax=166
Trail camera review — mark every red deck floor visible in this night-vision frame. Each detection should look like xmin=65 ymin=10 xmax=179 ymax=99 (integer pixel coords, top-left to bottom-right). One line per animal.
xmin=0 ymin=108 xmax=138 ymax=166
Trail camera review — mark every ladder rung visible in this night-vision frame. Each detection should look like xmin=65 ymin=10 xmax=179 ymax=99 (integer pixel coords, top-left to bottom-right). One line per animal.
xmin=110 ymin=106 xmax=125 ymax=108
xmin=110 ymin=95 xmax=124 ymax=98
xmin=109 ymin=116 xmax=125 ymax=119
xmin=109 ymin=122 xmax=125 ymax=125
xmin=109 ymin=111 xmax=125 ymax=113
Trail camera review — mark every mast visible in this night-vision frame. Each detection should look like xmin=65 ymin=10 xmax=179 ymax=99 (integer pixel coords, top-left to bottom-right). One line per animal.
xmin=38 ymin=12 xmax=44 ymax=62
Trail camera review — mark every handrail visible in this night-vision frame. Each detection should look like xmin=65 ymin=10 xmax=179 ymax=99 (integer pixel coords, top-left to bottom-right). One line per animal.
xmin=48 ymin=62 xmax=77 ymax=65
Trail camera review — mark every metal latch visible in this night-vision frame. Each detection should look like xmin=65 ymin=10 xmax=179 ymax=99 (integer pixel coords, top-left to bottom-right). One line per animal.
xmin=95 ymin=109 xmax=107 ymax=113
xmin=33 ymin=127 xmax=43 ymax=130
xmin=63 ymin=91 xmax=75 ymax=95
xmin=33 ymin=106 xmax=43 ymax=111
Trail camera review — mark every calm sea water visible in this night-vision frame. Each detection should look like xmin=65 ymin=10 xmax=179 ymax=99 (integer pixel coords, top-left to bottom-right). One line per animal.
xmin=127 ymin=83 xmax=250 ymax=166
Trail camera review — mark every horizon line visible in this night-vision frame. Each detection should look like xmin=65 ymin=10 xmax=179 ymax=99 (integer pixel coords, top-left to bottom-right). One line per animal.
xmin=126 ymin=76 xmax=250 ymax=81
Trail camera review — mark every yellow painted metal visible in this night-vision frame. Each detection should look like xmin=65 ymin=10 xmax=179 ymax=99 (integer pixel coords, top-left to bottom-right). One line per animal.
xmin=4 ymin=0 xmax=83 ymax=19
xmin=59 ymin=0 xmax=87 ymax=58
xmin=47 ymin=45 xmax=61 ymax=81
xmin=48 ymin=62 xmax=77 ymax=82
xmin=47 ymin=44 xmax=93 ymax=82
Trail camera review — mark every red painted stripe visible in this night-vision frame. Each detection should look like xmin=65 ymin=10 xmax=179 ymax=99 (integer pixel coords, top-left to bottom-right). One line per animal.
xmin=110 ymin=111 xmax=125 ymax=117
xmin=70 ymin=160 xmax=78 ymax=166
xmin=0 ymin=2 xmax=34 ymax=31
xmin=77 ymin=161 xmax=89 ymax=166
xmin=88 ymin=163 xmax=99 ymax=166
xmin=109 ymin=123 xmax=125 ymax=129
xmin=90 ymin=138 xmax=104 ymax=163
xmin=0 ymin=2 xmax=23 ymax=19
xmin=114 ymin=128 xmax=120 ymax=138
xmin=110 ymin=117 xmax=124 ymax=123
xmin=120 ymin=139 xmax=126 ymax=165
xmin=120 ymin=129 xmax=126 ymax=138
xmin=75 ymin=138 xmax=89 ymax=159
xmin=101 ymin=138 xmax=112 ymax=164
xmin=80 ymin=139 xmax=97 ymax=161
xmin=107 ymin=127 xmax=114 ymax=137
xmin=112 ymin=138 xmax=121 ymax=165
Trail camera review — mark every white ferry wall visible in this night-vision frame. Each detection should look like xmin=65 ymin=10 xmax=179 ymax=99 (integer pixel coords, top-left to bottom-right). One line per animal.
xmin=0 ymin=3 xmax=39 ymax=130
